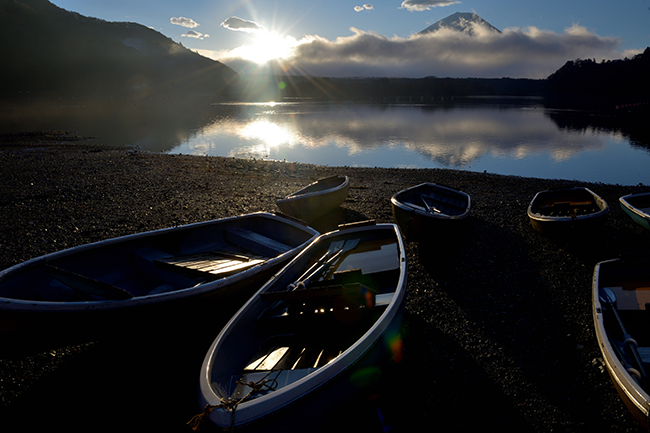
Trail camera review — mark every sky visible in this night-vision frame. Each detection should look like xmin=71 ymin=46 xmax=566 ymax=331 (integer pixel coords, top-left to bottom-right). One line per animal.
xmin=50 ymin=0 xmax=650 ymax=79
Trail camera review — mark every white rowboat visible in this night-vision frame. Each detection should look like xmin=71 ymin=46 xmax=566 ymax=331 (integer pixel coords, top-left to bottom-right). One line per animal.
xmin=196 ymin=221 xmax=407 ymax=430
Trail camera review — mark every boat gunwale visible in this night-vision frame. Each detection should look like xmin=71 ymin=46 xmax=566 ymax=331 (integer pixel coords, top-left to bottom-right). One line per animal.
xmin=593 ymin=258 xmax=650 ymax=427
xmin=0 ymin=212 xmax=320 ymax=312
xmin=620 ymin=192 xmax=650 ymax=221
xmin=199 ymin=222 xmax=407 ymax=428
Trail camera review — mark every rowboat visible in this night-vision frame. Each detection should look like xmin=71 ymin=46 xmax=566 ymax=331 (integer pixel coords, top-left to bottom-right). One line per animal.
xmin=276 ymin=175 xmax=349 ymax=222
xmin=620 ymin=192 xmax=650 ymax=231
xmin=195 ymin=221 xmax=407 ymax=430
xmin=593 ymin=256 xmax=650 ymax=429
xmin=527 ymin=187 xmax=609 ymax=236
xmin=0 ymin=212 xmax=319 ymax=353
xmin=390 ymin=182 xmax=470 ymax=241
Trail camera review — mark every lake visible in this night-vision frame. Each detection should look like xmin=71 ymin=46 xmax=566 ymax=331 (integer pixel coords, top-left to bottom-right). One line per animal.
xmin=3 ymin=98 xmax=649 ymax=186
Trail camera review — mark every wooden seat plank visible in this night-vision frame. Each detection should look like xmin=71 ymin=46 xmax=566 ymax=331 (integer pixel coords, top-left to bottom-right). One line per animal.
xmin=224 ymin=227 xmax=292 ymax=257
xmin=154 ymin=250 xmax=265 ymax=278
xmin=204 ymin=259 xmax=264 ymax=275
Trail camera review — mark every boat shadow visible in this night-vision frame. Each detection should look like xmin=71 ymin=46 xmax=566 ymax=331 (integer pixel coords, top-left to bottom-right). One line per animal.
xmin=532 ymin=213 xmax=650 ymax=265
xmin=413 ymin=216 xmax=473 ymax=264
xmin=304 ymin=207 xmax=372 ymax=234
xmin=404 ymin=212 xmax=629 ymax=431
xmin=0 ymin=302 xmax=237 ymax=432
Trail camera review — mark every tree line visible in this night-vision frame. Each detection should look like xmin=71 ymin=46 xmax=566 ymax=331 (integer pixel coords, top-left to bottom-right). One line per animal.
xmin=544 ymin=48 xmax=650 ymax=109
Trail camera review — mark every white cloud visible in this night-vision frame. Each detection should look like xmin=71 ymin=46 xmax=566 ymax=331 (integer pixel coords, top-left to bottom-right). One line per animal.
xmin=182 ymin=30 xmax=209 ymax=40
xmin=202 ymin=22 xmax=640 ymax=79
xmin=400 ymin=0 xmax=461 ymax=12
xmin=305 ymin=25 xmax=635 ymax=78
xmin=221 ymin=16 xmax=264 ymax=33
xmin=170 ymin=17 xmax=199 ymax=28
xmin=354 ymin=4 xmax=374 ymax=12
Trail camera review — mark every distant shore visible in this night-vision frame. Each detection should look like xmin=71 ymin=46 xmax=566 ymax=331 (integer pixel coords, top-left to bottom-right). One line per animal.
xmin=1 ymin=132 xmax=649 ymax=432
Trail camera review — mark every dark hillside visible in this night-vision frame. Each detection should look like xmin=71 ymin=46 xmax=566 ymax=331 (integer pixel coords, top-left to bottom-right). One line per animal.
xmin=0 ymin=0 xmax=238 ymax=98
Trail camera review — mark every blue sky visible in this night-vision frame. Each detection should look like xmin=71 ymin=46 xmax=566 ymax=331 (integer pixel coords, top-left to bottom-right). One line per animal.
xmin=51 ymin=0 xmax=650 ymax=78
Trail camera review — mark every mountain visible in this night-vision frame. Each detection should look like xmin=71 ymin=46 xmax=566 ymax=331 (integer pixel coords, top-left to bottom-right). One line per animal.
xmin=0 ymin=0 xmax=238 ymax=98
xmin=419 ymin=12 xmax=501 ymax=35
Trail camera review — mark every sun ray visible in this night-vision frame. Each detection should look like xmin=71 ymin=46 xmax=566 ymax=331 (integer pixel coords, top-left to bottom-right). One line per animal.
xmin=232 ymin=30 xmax=299 ymax=64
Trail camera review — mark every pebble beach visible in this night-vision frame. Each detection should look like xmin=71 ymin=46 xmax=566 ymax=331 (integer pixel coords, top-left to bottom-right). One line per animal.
xmin=1 ymin=131 xmax=649 ymax=432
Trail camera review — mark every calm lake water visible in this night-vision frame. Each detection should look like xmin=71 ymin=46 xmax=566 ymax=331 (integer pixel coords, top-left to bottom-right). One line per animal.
xmin=3 ymin=98 xmax=649 ymax=185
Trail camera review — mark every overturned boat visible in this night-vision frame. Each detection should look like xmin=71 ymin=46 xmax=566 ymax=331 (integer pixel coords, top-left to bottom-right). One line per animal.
xmin=276 ymin=175 xmax=349 ymax=222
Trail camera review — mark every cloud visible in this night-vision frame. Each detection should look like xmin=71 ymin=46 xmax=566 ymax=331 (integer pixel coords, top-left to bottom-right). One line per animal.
xmin=203 ymin=22 xmax=640 ymax=79
xmin=170 ymin=17 xmax=199 ymax=28
xmin=400 ymin=0 xmax=461 ymax=12
xmin=303 ymin=25 xmax=636 ymax=79
xmin=220 ymin=16 xmax=264 ymax=33
xmin=182 ymin=30 xmax=209 ymax=40
xmin=354 ymin=4 xmax=374 ymax=12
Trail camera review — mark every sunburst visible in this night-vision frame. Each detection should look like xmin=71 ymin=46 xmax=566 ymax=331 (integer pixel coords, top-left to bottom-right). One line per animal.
xmin=231 ymin=30 xmax=298 ymax=64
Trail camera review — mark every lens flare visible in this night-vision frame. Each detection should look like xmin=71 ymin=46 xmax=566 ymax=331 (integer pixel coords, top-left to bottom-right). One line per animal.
xmin=350 ymin=366 xmax=382 ymax=388
xmin=385 ymin=331 xmax=403 ymax=364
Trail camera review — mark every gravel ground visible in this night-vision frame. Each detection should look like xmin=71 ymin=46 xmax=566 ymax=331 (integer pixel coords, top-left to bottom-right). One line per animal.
xmin=0 ymin=131 xmax=649 ymax=432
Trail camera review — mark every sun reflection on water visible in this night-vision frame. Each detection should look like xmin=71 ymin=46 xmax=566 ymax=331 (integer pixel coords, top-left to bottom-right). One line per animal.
xmin=241 ymin=119 xmax=294 ymax=147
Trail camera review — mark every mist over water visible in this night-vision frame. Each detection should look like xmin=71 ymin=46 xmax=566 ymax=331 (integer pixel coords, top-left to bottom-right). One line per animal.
xmin=2 ymin=98 xmax=649 ymax=186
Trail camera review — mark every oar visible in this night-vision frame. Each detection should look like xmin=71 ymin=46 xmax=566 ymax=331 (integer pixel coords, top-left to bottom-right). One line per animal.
xmin=420 ymin=195 xmax=441 ymax=214
xmin=287 ymin=240 xmax=345 ymax=290
xmin=299 ymin=238 xmax=360 ymax=287
xmin=611 ymin=336 xmax=644 ymax=382
xmin=600 ymin=287 xmax=648 ymax=380
xmin=290 ymin=238 xmax=360 ymax=290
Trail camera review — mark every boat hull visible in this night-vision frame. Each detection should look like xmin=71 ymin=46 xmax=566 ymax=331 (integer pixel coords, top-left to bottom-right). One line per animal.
xmin=620 ymin=192 xmax=650 ymax=231
xmin=391 ymin=183 xmax=470 ymax=241
xmin=527 ymin=187 xmax=609 ymax=236
xmin=593 ymin=257 xmax=650 ymax=430
xmin=276 ymin=175 xmax=349 ymax=222
xmin=198 ymin=222 xmax=407 ymax=430
xmin=0 ymin=212 xmax=319 ymax=354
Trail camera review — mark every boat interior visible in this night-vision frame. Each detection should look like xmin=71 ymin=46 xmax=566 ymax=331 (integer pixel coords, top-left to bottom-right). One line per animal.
xmin=625 ymin=194 xmax=650 ymax=214
xmin=599 ymin=260 xmax=650 ymax=388
xmin=532 ymin=189 xmax=602 ymax=217
xmin=399 ymin=186 xmax=468 ymax=216
xmin=0 ymin=216 xmax=312 ymax=302
xmin=212 ymin=228 xmax=402 ymax=400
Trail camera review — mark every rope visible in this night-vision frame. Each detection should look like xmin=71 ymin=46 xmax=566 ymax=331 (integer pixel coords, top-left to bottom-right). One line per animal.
xmin=187 ymin=370 xmax=281 ymax=431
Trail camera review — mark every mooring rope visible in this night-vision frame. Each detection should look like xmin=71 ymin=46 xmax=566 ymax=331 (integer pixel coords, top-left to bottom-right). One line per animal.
xmin=187 ymin=370 xmax=281 ymax=431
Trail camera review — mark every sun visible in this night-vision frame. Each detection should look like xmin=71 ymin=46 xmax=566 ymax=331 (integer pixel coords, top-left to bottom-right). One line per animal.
xmin=232 ymin=30 xmax=298 ymax=64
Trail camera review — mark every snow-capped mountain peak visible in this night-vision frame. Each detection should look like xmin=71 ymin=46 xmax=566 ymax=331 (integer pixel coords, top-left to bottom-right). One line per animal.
xmin=419 ymin=12 xmax=501 ymax=35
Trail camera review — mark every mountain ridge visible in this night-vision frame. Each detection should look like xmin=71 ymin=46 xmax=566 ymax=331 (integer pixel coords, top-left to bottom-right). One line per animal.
xmin=0 ymin=0 xmax=238 ymax=98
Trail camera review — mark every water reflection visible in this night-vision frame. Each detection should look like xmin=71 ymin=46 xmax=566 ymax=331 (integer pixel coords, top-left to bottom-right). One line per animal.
xmin=169 ymin=102 xmax=649 ymax=185
xmin=1 ymin=98 xmax=648 ymax=185
xmin=0 ymin=98 xmax=214 ymax=153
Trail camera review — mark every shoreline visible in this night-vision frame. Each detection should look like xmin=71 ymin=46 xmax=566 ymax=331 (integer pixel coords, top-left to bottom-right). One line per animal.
xmin=1 ymin=132 xmax=649 ymax=432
